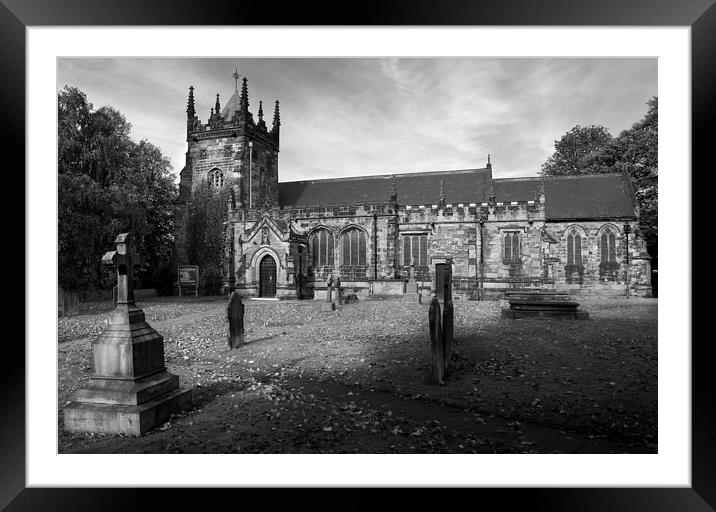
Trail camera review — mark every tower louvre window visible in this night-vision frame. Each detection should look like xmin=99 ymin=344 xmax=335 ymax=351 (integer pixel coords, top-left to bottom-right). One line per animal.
xmin=209 ymin=168 xmax=224 ymax=188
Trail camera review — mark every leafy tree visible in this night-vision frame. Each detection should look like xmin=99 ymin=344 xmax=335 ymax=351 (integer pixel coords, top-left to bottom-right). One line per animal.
xmin=540 ymin=98 xmax=658 ymax=290
xmin=540 ymin=125 xmax=614 ymax=176
xmin=58 ymin=86 xmax=177 ymax=294
xmin=611 ymin=97 xmax=658 ymax=273
xmin=185 ymin=181 xmax=231 ymax=295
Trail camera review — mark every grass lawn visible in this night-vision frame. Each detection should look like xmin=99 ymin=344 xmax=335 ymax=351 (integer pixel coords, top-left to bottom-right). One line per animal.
xmin=57 ymin=296 xmax=657 ymax=454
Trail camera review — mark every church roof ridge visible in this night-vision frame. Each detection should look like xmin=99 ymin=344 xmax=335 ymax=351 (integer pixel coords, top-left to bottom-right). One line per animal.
xmin=542 ymin=172 xmax=625 ymax=180
xmin=280 ymin=167 xmax=490 ymax=185
xmin=492 ymin=176 xmax=541 ymax=182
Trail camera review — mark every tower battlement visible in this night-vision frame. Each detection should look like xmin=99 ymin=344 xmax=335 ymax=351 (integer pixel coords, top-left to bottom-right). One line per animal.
xmin=179 ymin=71 xmax=280 ymax=210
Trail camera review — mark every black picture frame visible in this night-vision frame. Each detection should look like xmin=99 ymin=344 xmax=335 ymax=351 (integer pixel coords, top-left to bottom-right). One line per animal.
xmin=5 ymin=0 xmax=709 ymax=509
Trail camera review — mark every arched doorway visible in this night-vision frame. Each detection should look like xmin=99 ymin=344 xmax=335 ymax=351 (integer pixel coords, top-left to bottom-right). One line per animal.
xmin=259 ymin=255 xmax=277 ymax=298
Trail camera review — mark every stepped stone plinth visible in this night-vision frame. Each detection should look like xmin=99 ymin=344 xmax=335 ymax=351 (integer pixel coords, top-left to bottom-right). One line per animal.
xmin=501 ymin=291 xmax=589 ymax=320
xmin=63 ymin=233 xmax=191 ymax=436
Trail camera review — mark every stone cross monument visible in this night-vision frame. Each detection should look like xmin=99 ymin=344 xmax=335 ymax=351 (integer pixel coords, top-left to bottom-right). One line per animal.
xmin=63 ymin=233 xmax=192 ymax=436
xmin=322 ymin=274 xmax=336 ymax=311
xmin=403 ymin=257 xmax=420 ymax=303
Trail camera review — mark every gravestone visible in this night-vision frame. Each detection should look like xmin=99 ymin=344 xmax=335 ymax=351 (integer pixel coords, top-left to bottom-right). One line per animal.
xmin=322 ymin=274 xmax=336 ymax=311
xmin=335 ymin=276 xmax=343 ymax=305
xmin=429 ymin=295 xmax=444 ymax=384
xmin=227 ymin=291 xmax=245 ymax=348
xmin=428 ymin=259 xmax=455 ymax=384
xmin=501 ymin=291 xmax=589 ymax=319
xmin=58 ymin=286 xmax=80 ymax=317
xmin=63 ymin=233 xmax=192 ymax=436
xmin=402 ymin=259 xmax=421 ymax=304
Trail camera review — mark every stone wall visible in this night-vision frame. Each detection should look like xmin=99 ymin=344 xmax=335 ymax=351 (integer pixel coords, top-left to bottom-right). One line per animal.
xmin=227 ymin=199 xmax=651 ymax=299
xmin=543 ymin=220 xmax=651 ymax=297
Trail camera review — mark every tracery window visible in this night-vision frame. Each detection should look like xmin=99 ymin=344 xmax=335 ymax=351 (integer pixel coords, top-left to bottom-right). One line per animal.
xmin=208 ymin=168 xmax=224 ymax=188
xmin=309 ymin=228 xmax=334 ymax=267
xmin=601 ymin=228 xmax=617 ymax=263
xmin=566 ymin=229 xmax=583 ymax=266
xmin=340 ymin=228 xmax=367 ymax=278
xmin=503 ymin=232 xmax=521 ymax=261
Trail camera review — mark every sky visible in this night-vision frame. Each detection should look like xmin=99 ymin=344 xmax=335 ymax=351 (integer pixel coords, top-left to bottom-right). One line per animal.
xmin=56 ymin=57 xmax=657 ymax=183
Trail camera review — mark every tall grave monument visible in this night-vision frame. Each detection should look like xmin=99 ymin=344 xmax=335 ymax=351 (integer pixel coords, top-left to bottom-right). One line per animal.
xmin=64 ymin=233 xmax=192 ymax=436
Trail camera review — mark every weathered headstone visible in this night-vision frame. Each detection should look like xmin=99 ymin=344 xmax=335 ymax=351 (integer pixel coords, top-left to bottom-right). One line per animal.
xmin=227 ymin=291 xmax=245 ymax=348
xmin=63 ymin=233 xmax=192 ymax=436
xmin=322 ymin=274 xmax=336 ymax=311
xmin=429 ymin=259 xmax=454 ymax=384
xmin=429 ymin=294 xmax=444 ymax=384
xmin=335 ymin=276 xmax=343 ymax=305
xmin=58 ymin=286 xmax=80 ymax=317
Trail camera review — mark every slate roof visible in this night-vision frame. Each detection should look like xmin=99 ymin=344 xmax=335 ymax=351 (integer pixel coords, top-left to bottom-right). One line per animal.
xmin=493 ymin=178 xmax=540 ymax=203
xmin=493 ymin=174 xmax=636 ymax=220
xmin=278 ymin=169 xmax=636 ymax=220
xmin=543 ymin=174 xmax=636 ymax=220
xmin=278 ymin=168 xmax=492 ymax=207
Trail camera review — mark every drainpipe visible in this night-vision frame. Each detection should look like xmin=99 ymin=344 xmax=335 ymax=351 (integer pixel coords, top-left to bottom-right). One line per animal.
xmin=624 ymin=223 xmax=631 ymax=297
xmin=479 ymin=215 xmax=485 ymax=301
xmin=248 ymin=140 xmax=253 ymax=209
xmin=373 ymin=213 xmax=378 ymax=280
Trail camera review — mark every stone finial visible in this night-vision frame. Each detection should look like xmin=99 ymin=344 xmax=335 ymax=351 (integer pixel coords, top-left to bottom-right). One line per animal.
xmin=390 ymin=175 xmax=398 ymax=203
xmin=186 ymin=85 xmax=195 ymax=118
xmin=257 ymin=100 xmax=267 ymax=130
xmin=215 ymin=93 xmax=221 ymax=116
xmin=487 ymin=153 xmax=492 ymax=168
xmin=488 ymin=178 xmax=496 ymax=204
xmin=240 ymin=77 xmax=249 ymax=110
xmin=272 ymin=100 xmax=281 ymax=130
xmin=438 ymin=180 xmax=446 ymax=208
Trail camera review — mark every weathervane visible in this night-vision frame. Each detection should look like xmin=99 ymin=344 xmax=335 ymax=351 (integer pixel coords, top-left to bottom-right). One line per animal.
xmin=231 ymin=62 xmax=241 ymax=92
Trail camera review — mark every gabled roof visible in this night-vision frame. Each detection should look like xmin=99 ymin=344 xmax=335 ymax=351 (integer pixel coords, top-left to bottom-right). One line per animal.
xmin=277 ymin=168 xmax=636 ymax=220
xmin=492 ymin=173 xmax=636 ymax=219
xmin=279 ymin=168 xmax=492 ymax=207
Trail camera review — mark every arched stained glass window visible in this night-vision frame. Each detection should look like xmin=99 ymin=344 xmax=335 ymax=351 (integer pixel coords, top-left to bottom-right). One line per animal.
xmin=601 ymin=229 xmax=617 ymax=263
xmin=567 ymin=229 xmax=582 ymax=265
xmin=309 ymin=228 xmax=334 ymax=267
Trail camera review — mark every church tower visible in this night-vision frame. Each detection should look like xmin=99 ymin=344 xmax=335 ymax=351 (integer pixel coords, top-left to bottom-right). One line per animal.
xmin=178 ymin=67 xmax=280 ymax=210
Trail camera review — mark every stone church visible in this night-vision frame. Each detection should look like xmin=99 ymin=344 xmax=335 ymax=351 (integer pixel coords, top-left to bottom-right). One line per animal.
xmin=176 ymin=74 xmax=652 ymax=300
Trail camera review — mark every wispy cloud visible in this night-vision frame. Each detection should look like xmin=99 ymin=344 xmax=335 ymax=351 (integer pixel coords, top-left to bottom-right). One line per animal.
xmin=57 ymin=57 xmax=657 ymax=182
